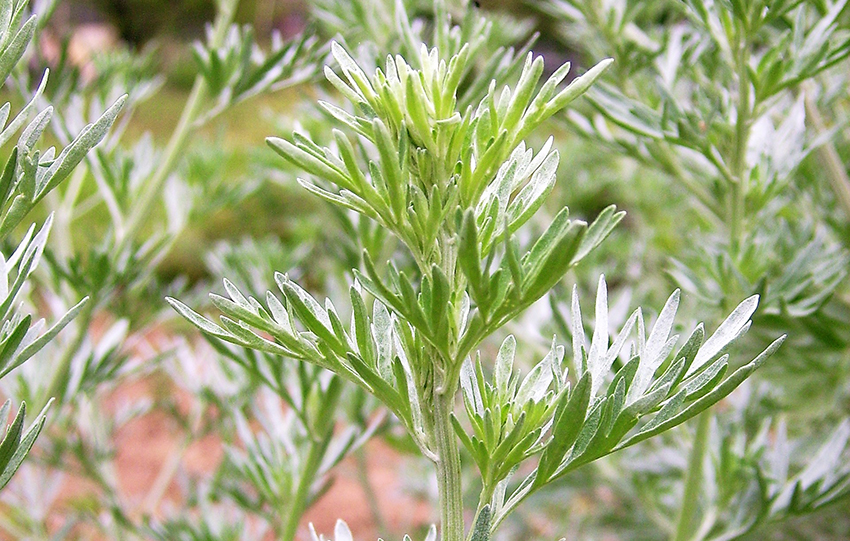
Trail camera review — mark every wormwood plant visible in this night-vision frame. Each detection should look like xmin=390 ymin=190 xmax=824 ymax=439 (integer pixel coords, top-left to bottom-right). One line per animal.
xmin=0 ymin=0 xmax=340 ymax=536
xmin=0 ymin=0 xmax=122 ymax=491
xmin=530 ymin=0 xmax=850 ymax=537
xmin=171 ymin=7 xmax=785 ymax=539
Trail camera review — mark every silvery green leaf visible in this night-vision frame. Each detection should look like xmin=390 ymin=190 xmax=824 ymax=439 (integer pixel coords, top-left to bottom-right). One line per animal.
xmin=571 ymin=285 xmax=587 ymax=375
xmin=476 ymin=151 xmax=517 ymax=232
xmin=5 ymin=297 xmax=88 ymax=378
xmin=266 ymin=291 xmax=293 ymax=333
xmin=795 ymin=420 xmax=850 ymax=490
xmin=470 ymin=504 xmax=491 ymax=541
xmin=572 ymin=204 xmax=625 ymax=263
xmin=167 ymin=298 xmax=251 ymax=347
xmin=770 ymin=418 xmax=789 ymax=486
xmin=218 ymin=317 xmax=290 ymax=357
xmin=618 ymin=335 xmax=785 ymax=450
xmin=0 ymin=13 xmax=34 ymax=82
xmin=461 ymin=357 xmax=484 ymax=417
xmin=267 ymin=137 xmax=351 ymax=188
xmin=0 ymin=215 xmax=51 ymax=322
xmin=371 ymin=300 xmax=393 ymax=378
xmin=545 ymin=58 xmax=613 ymax=115
xmin=682 ymin=355 xmax=728 ymax=400
xmin=628 ymin=289 xmax=680 ymax=402
xmin=0 ymin=399 xmax=50 ymax=490
xmin=494 ymin=335 xmax=515 ymax=400
xmin=331 ymin=41 xmax=377 ymax=103
xmin=276 ymin=273 xmax=336 ymax=344
xmin=349 ymin=287 xmax=371 ymax=361
xmin=17 ymin=106 xmax=52 ymax=157
xmin=334 ymin=519 xmax=354 ymax=541
xmin=600 ymin=309 xmax=638 ymax=390
xmin=36 ymin=95 xmax=127 ymax=202
xmin=505 ymin=149 xmax=559 ymax=233
xmin=514 ymin=343 xmax=556 ymax=407
xmin=223 ymin=277 xmax=251 ymax=308
xmin=688 ymin=295 xmax=758 ymax=376
xmin=0 ymin=71 xmax=47 ymax=149
xmin=588 ymin=275 xmax=608 ymax=394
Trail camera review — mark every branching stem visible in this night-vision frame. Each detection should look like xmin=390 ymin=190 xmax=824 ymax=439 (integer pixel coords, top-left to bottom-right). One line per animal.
xmin=119 ymin=0 xmax=238 ymax=247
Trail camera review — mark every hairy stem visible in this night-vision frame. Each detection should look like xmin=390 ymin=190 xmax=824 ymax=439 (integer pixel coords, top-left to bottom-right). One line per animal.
xmin=434 ymin=389 xmax=464 ymax=541
xmin=673 ymin=410 xmax=711 ymax=541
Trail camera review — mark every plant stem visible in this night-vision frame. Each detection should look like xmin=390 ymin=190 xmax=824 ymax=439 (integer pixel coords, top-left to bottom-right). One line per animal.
xmin=729 ymin=38 xmax=751 ymax=251
xmin=804 ymin=90 xmax=850 ymax=222
xmin=281 ymin=436 xmax=326 ymax=541
xmin=355 ymin=446 xmax=389 ymax=534
xmin=119 ymin=0 xmax=238 ymax=247
xmin=433 ymin=389 xmax=464 ymax=541
xmin=673 ymin=410 xmax=711 ymax=541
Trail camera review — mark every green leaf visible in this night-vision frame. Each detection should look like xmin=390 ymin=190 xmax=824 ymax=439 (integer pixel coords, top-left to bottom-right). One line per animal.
xmin=470 ymin=504 xmax=491 ymax=541
xmin=573 ymin=205 xmax=625 ymax=263
xmin=0 ymin=314 xmax=29 ymax=375
xmin=537 ymin=372 xmax=591 ymax=483
xmin=521 ymin=215 xmax=587 ymax=300
xmin=0 ymin=14 xmax=35 ymax=82
xmin=505 ymin=149 xmax=559 ymax=232
xmin=0 ymin=147 xmax=16 ymax=206
xmin=503 ymin=53 xmax=544 ymax=134
xmin=373 ymin=118 xmax=405 ymax=218
xmin=0 ymin=399 xmax=25 ymax=473
xmin=0 ymin=399 xmax=51 ymax=490
xmin=494 ymin=336 xmax=515 ymax=401
xmin=267 ymin=136 xmax=351 ymax=188
xmin=36 ymin=95 xmax=128 ymax=202
xmin=688 ymin=295 xmax=759 ymax=376
xmin=459 ymin=209 xmax=488 ymax=308
xmin=519 ymin=57 xmax=613 ymax=141
xmin=618 ymin=335 xmax=786 ymax=450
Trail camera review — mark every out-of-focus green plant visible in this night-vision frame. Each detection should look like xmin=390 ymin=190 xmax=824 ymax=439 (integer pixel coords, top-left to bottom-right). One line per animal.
xmin=0 ymin=0 xmax=361 ymax=538
xmin=171 ymin=1 xmax=785 ymax=539
xmin=529 ymin=0 xmax=850 ymax=539
xmin=0 ymin=0 xmax=124 ymax=492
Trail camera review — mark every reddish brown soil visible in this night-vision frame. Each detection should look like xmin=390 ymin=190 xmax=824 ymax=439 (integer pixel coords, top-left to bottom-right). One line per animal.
xmin=23 ymin=380 xmax=432 ymax=540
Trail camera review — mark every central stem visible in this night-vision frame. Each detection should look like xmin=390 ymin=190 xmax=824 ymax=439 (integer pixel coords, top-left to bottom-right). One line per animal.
xmin=434 ymin=387 xmax=464 ymax=541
